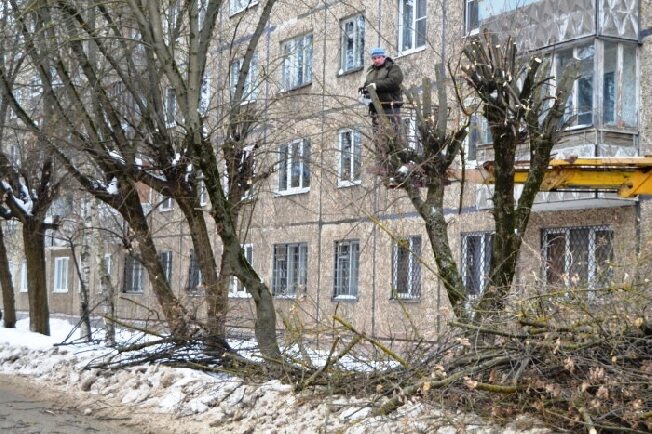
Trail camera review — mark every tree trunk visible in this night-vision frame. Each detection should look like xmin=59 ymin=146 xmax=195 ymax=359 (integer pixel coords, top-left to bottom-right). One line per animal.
xmin=22 ymin=221 xmax=49 ymax=335
xmin=76 ymin=203 xmax=93 ymax=340
xmin=408 ymin=181 xmax=468 ymax=320
xmin=176 ymin=197 xmax=227 ymax=351
xmin=91 ymin=200 xmax=115 ymax=347
xmin=121 ymin=191 xmax=190 ymax=338
xmin=0 ymin=225 xmax=16 ymax=328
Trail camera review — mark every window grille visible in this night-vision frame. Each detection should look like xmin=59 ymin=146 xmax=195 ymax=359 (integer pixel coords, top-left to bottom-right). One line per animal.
xmin=542 ymin=226 xmax=613 ymax=290
xmin=461 ymin=232 xmax=493 ymax=298
xmin=333 ymin=240 xmax=360 ymax=299
xmin=392 ymin=236 xmax=422 ymax=300
xmin=272 ymin=243 xmax=308 ymax=297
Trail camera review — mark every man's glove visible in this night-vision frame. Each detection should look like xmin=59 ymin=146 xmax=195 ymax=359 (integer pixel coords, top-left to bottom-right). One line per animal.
xmin=366 ymin=83 xmax=376 ymax=91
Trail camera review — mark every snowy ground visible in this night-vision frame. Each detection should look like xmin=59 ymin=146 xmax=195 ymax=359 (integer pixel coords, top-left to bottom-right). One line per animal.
xmin=0 ymin=318 xmax=553 ymax=433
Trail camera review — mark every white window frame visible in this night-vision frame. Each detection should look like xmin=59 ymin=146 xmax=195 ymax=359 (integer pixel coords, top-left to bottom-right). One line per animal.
xmin=555 ymin=43 xmax=595 ymax=128
xmin=599 ymin=40 xmax=638 ymax=129
xmin=160 ymin=195 xmax=174 ymax=211
xmin=19 ymin=261 xmax=28 ymax=292
xmin=339 ymin=14 xmax=365 ymax=74
xmin=398 ymin=0 xmax=427 ymax=55
xmin=230 ymin=54 xmax=258 ymax=103
xmin=465 ymin=112 xmax=492 ymax=162
xmin=338 ymin=129 xmax=362 ymax=186
xmin=281 ymin=33 xmax=313 ymax=91
xmin=123 ymin=255 xmax=145 ymax=294
xmin=276 ymin=139 xmax=311 ymax=195
xmin=160 ymin=250 xmax=173 ymax=284
xmin=187 ymin=249 xmax=203 ymax=291
xmin=165 ymin=87 xmax=176 ymax=128
xmin=392 ymin=236 xmax=422 ymax=300
xmin=461 ymin=232 xmax=493 ymax=299
xmin=465 ymin=0 xmax=479 ymax=35
xmin=333 ymin=240 xmax=360 ymax=300
xmin=272 ymin=242 xmax=308 ymax=298
xmin=199 ymin=74 xmax=211 ymax=113
xmin=229 ymin=244 xmax=253 ymax=298
xmin=542 ymin=226 xmax=613 ymax=291
xmin=53 ymin=257 xmax=69 ymax=293
xmin=230 ymin=0 xmax=258 ymax=15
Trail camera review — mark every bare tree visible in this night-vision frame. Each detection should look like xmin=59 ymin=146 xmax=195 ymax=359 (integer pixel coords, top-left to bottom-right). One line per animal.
xmin=460 ymin=31 xmax=575 ymax=314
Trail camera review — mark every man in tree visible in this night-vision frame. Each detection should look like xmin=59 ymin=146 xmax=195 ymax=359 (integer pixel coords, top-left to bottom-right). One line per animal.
xmin=362 ymin=47 xmax=404 ymax=136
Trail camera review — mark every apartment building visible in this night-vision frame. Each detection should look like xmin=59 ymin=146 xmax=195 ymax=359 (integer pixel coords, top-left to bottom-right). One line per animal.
xmin=2 ymin=0 xmax=650 ymax=342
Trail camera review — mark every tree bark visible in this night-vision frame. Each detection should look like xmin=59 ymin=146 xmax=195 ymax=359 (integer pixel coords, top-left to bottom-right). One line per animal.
xmin=22 ymin=221 xmax=49 ymax=335
xmin=0 ymin=225 xmax=16 ymax=328
xmin=91 ymin=199 xmax=115 ymax=347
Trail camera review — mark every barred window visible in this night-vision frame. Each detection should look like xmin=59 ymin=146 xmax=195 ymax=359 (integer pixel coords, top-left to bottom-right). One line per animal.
xmin=392 ymin=236 xmax=421 ymax=300
xmin=542 ymin=226 xmax=613 ymax=289
xmin=461 ymin=232 xmax=493 ymax=298
xmin=272 ymin=243 xmax=308 ymax=297
xmin=333 ymin=240 xmax=360 ymax=299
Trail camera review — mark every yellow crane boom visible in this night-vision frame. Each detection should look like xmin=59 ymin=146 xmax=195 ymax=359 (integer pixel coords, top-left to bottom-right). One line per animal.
xmin=451 ymin=157 xmax=652 ymax=198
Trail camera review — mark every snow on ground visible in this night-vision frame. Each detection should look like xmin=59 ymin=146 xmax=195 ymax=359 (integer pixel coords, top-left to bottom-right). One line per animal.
xmin=0 ymin=318 xmax=551 ymax=433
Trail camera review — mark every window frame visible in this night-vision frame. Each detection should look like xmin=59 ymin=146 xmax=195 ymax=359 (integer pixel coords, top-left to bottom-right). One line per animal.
xmin=230 ymin=0 xmax=258 ymax=16
xmin=461 ymin=232 xmax=493 ymax=299
xmin=276 ymin=139 xmax=311 ymax=195
xmin=19 ymin=261 xmax=28 ymax=292
xmin=53 ymin=257 xmax=69 ymax=293
xmin=123 ymin=255 xmax=145 ymax=294
xmin=338 ymin=128 xmax=362 ymax=186
xmin=272 ymin=242 xmax=308 ymax=298
xmin=464 ymin=0 xmax=479 ymax=35
xmin=229 ymin=244 xmax=253 ymax=298
xmin=281 ymin=33 xmax=313 ymax=91
xmin=230 ymin=53 xmax=259 ymax=103
xmin=333 ymin=239 xmax=360 ymax=300
xmin=542 ymin=225 xmax=613 ymax=291
xmin=187 ymin=249 xmax=203 ymax=292
xmin=339 ymin=14 xmax=365 ymax=74
xmin=159 ymin=195 xmax=174 ymax=211
xmin=398 ymin=0 xmax=427 ymax=55
xmin=159 ymin=250 xmax=173 ymax=285
xmin=391 ymin=236 xmax=422 ymax=300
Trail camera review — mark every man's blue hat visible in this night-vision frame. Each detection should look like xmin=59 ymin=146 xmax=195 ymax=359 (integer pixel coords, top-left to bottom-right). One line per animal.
xmin=370 ymin=47 xmax=385 ymax=57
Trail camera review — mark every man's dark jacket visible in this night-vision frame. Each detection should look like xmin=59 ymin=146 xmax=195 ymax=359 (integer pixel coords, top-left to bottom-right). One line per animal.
xmin=363 ymin=57 xmax=403 ymax=112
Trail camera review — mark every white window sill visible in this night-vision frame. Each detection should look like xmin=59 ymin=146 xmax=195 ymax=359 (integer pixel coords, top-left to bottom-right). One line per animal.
xmin=229 ymin=2 xmax=258 ymax=17
xmin=19 ymin=288 xmax=28 ymax=293
xmin=159 ymin=207 xmax=173 ymax=212
xmin=122 ymin=291 xmax=144 ymax=295
xmin=395 ymin=46 xmax=426 ymax=59
xmin=273 ymin=294 xmax=297 ymax=299
xmin=229 ymin=293 xmax=251 ymax=299
xmin=53 ymin=288 xmax=68 ymax=294
xmin=338 ymin=180 xmax=362 ymax=188
xmin=274 ymin=187 xmax=310 ymax=197
xmin=332 ymin=295 xmax=358 ymax=301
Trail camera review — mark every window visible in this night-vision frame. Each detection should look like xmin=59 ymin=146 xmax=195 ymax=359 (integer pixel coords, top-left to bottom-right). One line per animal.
xmin=281 ymin=33 xmax=313 ymax=90
xmin=333 ymin=240 xmax=360 ymax=299
xmin=123 ymin=255 xmax=145 ymax=293
xmin=53 ymin=258 xmax=69 ymax=292
xmin=338 ymin=129 xmax=362 ymax=185
xmin=466 ymin=113 xmax=492 ymax=161
xmin=277 ymin=139 xmax=311 ymax=194
xmin=199 ymin=180 xmax=208 ymax=206
xmin=160 ymin=195 xmax=173 ymax=211
xmin=19 ymin=261 xmax=28 ymax=292
xmin=401 ymin=111 xmax=423 ymax=155
xmin=230 ymin=54 xmax=258 ymax=102
xmin=165 ymin=87 xmax=176 ymax=128
xmin=461 ymin=232 xmax=493 ymax=298
xmin=602 ymin=41 xmax=637 ymax=128
xmin=340 ymin=15 xmax=365 ymax=73
xmin=199 ymin=75 xmax=211 ymax=113
xmin=229 ymin=244 xmax=253 ymax=298
xmin=272 ymin=243 xmax=308 ymax=297
xmin=230 ymin=0 xmax=258 ymax=15
xmin=465 ymin=0 xmax=479 ymax=34
xmin=187 ymin=249 xmax=203 ymax=291
xmin=9 ymin=144 xmax=20 ymax=166
xmin=557 ymin=44 xmax=594 ymax=127
xmin=398 ymin=0 xmax=426 ymax=53
xmin=159 ymin=250 xmax=173 ymax=284
xmin=392 ymin=236 xmax=421 ymax=300
xmin=542 ymin=226 xmax=613 ymax=290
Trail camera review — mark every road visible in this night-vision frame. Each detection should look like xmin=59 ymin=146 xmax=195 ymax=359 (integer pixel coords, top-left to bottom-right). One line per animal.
xmin=0 ymin=374 xmax=138 ymax=434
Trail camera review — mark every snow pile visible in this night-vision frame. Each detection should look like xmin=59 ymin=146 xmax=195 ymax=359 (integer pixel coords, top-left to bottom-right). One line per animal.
xmin=0 ymin=319 xmax=550 ymax=433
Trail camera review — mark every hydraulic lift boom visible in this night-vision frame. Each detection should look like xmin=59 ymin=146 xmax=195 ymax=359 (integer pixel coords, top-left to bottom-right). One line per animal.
xmin=452 ymin=157 xmax=652 ymax=198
